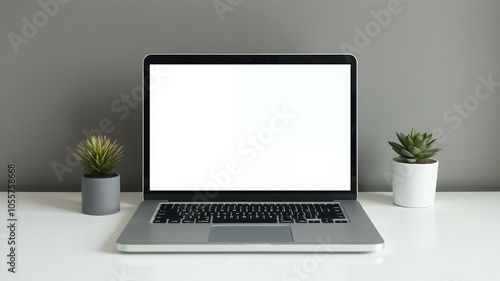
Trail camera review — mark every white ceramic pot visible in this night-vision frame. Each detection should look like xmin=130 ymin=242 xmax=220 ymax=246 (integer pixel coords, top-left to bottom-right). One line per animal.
xmin=81 ymin=173 xmax=120 ymax=215
xmin=391 ymin=158 xmax=439 ymax=208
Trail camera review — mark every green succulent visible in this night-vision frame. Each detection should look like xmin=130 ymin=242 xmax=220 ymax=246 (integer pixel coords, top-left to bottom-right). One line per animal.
xmin=388 ymin=129 xmax=441 ymax=163
xmin=74 ymin=135 xmax=124 ymax=178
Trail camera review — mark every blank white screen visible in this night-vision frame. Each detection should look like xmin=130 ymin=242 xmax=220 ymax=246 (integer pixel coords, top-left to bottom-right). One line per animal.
xmin=149 ymin=64 xmax=351 ymax=191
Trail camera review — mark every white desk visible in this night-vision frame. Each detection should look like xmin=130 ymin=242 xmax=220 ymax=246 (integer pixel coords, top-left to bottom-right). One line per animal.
xmin=0 ymin=192 xmax=499 ymax=281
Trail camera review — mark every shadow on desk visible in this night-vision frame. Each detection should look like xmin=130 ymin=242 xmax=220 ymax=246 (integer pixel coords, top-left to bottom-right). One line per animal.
xmin=24 ymin=192 xmax=142 ymax=213
xmin=360 ymin=192 xmax=394 ymax=205
xmin=18 ymin=192 xmax=82 ymax=213
xmin=18 ymin=192 xmax=141 ymax=254
xmin=102 ymin=207 xmax=138 ymax=254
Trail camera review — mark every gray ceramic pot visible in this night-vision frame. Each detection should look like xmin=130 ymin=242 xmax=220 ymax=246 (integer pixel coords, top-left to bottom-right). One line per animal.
xmin=81 ymin=173 xmax=120 ymax=215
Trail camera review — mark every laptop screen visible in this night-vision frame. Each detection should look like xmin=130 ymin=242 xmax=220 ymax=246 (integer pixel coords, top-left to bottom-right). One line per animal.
xmin=146 ymin=55 xmax=355 ymax=195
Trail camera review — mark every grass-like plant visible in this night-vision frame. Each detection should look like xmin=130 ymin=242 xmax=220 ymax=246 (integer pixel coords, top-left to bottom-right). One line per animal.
xmin=74 ymin=135 xmax=124 ymax=178
xmin=389 ymin=129 xmax=441 ymax=163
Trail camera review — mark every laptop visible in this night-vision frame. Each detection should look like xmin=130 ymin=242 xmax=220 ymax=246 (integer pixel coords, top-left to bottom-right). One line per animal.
xmin=116 ymin=54 xmax=384 ymax=252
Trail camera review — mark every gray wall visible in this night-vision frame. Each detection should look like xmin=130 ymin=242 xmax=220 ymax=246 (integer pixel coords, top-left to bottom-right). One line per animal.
xmin=1 ymin=0 xmax=499 ymax=192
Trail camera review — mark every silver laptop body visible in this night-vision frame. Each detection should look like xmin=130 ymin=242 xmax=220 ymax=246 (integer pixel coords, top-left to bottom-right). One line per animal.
xmin=116 ymin=54 xmax=384 ymax=252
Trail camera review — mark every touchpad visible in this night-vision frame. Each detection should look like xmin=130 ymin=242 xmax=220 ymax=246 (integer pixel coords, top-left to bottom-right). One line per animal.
xmin=208 ymin=225 xmax=293 ymax=243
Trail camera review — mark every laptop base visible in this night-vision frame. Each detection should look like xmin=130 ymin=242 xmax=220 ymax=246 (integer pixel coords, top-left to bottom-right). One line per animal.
xmin=117 ymin=200 xmax=384 ymax=252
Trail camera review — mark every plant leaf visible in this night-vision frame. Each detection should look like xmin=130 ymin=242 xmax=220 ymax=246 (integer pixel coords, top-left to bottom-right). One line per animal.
xmin=416 ymin=141 xmax=427 ymax=151
xmin=401 ymin=149 xmax=414 ymax=158
xmin=388 ymin=141 xmax=405 ymax=152
xmin=414 ymin=133 xmax=423 ymax=144
xmin=408 ymin=145 xmax=422 ymax=155
xmin=404 ymin=135 xmax=415 ymax=147
xmin=427 ymin=139 xmax=437 ymax=149
xmin=72 ymin=135 xmax=124 ymax=177
xmin=425 ymin=148 xmax=442 ymax=154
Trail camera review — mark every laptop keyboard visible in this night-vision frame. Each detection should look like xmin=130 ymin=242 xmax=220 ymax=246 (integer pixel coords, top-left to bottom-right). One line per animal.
xmin=152 ymin=203 xmax=348 ymax=224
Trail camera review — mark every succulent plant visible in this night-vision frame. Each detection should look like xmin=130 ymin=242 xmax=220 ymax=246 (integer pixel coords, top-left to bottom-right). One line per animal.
xmin=388 ymin=129 xmax=441 ymax=163
xmin=74 ymin=135 xmax=124 ymax=178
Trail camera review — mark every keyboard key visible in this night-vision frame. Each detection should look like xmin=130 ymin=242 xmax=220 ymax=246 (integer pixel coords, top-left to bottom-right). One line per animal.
xmin=303 ymin=212 xmax=314 ymax=219
xmin=212 ymin=217 xmax=277 ymax=224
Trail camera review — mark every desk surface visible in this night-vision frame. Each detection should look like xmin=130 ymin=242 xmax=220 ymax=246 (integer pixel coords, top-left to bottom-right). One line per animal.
xmin=0 ymin=192 xmax=498 ymax=281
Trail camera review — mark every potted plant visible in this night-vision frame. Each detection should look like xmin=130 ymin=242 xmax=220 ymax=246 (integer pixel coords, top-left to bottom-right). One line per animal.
xmin=388 ymin=129 xmax=441 ymax=208
xmin=74 ymin=135 xmax=124 ymax=215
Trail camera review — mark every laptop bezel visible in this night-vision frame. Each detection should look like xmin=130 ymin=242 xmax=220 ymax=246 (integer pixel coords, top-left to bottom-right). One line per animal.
xmin=143 ymin=54 xmax=357 ymax=201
